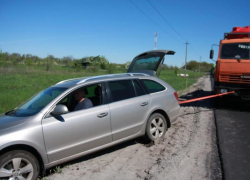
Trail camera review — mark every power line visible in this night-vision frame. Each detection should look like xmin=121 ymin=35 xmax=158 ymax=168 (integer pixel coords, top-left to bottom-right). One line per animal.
xmin=146 ymin=0 xmax=201 ymax=59
xmin=128 ymin=0 xmax=182 ymax=43
xmin=189 ymin=44 xmax=200 ymax=56
xmin=129 ymin=0 xmax=201 ymax=61
xmin=146 ymin=0 xmax=186 ymax=42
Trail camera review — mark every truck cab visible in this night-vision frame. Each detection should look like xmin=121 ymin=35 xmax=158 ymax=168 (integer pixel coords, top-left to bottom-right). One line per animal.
xmin=210 ymin=26 xmax=250 ymax=98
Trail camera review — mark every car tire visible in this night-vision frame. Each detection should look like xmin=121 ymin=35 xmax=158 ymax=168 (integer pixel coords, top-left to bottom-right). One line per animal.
xmin=145 ymin=113 xmax=167 ymax=142
xmin=0 ymin=150 xmax=40 ymax=180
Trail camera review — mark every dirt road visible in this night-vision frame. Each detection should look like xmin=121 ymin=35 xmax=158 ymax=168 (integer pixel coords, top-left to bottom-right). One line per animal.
xmin=46 ymin=75 xmax=222 ymax=180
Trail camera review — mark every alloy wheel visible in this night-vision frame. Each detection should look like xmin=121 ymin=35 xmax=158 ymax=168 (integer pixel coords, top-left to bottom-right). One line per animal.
xmin=150 ymin=117 xmax=165 ymax=139
xmin=0 ymin=157 xmax=34 ymax=180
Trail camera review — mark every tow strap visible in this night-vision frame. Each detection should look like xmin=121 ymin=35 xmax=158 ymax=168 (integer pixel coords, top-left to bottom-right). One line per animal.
xmin=179 ymin=91 xmax=235 ymax=105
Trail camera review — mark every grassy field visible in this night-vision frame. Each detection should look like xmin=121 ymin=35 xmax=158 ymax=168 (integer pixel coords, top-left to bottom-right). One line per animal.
xmin=0 ymin=65 xmax=205 ymax=113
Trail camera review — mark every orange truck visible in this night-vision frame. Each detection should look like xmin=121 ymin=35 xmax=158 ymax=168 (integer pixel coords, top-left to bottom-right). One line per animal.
xmin=210 ymin=26 xmax=250 ymax=99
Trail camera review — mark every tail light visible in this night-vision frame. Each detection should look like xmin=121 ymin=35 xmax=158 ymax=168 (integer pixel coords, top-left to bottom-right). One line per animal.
xmin=174 ymin=92 xmax=179 ymax=102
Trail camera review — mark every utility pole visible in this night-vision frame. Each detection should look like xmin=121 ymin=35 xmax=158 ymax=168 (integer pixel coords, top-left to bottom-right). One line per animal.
xmin=184 ymin=41 xmax=189 ymax=88
xmin=154 ymin=33 xmax=158 ymax=50
xmin=0 ymin=48 xmax=2 ymax=65
xmin=199 ymin=56 xmax=202 ymax=77
xmin=184 ymin=41 xmax=189 ymax=72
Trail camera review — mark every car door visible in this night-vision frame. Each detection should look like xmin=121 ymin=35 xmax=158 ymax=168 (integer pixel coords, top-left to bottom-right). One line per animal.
xmin=42 ymin=83 xmax=112 ymax=163
xmin=107 ymin=79 xmax=150 ymax=141
xmin=127 ymin=49 xmax=175 ymax=76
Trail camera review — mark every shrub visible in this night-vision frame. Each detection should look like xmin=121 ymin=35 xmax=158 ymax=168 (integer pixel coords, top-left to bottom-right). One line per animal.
xmin=175 ymin=68 xmax=178 ymax=75
xmin=107 ymin=63 xmax=116 ymax=74
xmin=100 ymin=62 xmax=107 ymax=70
xmin=75 ymin=63 xmax=82 ymax=72
xmin=44 ymin=57 xmax=52 ymax=71
xmin=87 ymin=66 xmax=98 ymax=73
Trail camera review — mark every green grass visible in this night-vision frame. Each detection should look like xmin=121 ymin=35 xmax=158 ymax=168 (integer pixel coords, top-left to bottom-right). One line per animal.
xmin=0 ymin=65 xmax=205 ymax=113
xmin=159 ymin=70 xmax=204 ymax=91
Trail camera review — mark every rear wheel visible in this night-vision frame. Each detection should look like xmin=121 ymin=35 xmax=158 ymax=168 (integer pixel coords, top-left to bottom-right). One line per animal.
xmin=145 ymin=113 xmax=167 ymax=142
xmin=0 ymin=150 xmax=40 ymax=180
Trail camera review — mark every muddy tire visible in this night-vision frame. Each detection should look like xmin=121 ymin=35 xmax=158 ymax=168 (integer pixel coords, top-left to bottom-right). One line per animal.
xmin=145 ymin=113 xmax=167 ymax=142
xmin=0 ymin=150 xmax=40 ymax=180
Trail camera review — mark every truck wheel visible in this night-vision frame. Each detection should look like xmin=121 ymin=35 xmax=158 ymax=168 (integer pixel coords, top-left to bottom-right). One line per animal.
xmin=0 ymin=150 xmax=40 ymax=180
xmin=145 ymin=113 xmax=167 ymax=142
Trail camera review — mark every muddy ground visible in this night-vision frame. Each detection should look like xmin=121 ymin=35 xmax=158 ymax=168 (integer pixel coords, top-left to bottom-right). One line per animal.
xmin=45 ymin=75 xmax=222 ymax=180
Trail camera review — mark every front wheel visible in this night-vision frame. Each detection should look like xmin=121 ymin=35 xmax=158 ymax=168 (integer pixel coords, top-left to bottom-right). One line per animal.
xmin=145 ymin=113 xmax=167 ymax=142
xmin=0 ymin=150 xmax=40 ymax=180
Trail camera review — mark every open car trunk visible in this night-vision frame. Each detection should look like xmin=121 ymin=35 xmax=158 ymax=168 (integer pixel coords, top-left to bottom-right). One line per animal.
xmin=127 ymin=50 xmax=175 ymax=76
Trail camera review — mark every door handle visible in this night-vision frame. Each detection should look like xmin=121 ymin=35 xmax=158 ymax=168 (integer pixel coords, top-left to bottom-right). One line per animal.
xmin=140 ymin=102 xmax=148 ymax=106
xmin=97 ymin=112 xmax=108 ymax=118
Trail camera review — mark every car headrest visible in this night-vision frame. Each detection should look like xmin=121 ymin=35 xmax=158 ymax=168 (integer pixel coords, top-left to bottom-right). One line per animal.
xmin=94 ymin=86 xmax=101 ymax=96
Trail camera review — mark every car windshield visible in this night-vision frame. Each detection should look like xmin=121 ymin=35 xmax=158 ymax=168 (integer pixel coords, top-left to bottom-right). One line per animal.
xmin=6 ymin=87 xmax=67 ymax=117
xmin=221 ymin=43 xmax=250 ymax=59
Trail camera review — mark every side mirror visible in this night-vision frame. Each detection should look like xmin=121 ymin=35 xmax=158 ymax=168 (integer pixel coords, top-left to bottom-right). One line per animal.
xmin=50 ymin=105 xmax=68 ymax=116
xmin=210 ymin=50 xmax=214 ymax=59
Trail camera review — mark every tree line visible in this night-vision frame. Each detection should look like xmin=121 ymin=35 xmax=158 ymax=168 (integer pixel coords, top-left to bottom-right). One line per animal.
xmin=181 ymin=60 xmax=214 ymax=72
xmin=0 ymin=51 xmax=114 ymax=71
xmin=0 ymin=51 xmax=214 ymax=72
xmin=0 ymin=52 xmax=109 ymax=66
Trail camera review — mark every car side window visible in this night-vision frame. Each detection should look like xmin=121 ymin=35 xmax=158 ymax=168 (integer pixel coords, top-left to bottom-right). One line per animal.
xmin=132 ymin=80 xmax=146 ymax=96
xmin=108 ymin=80 xmax=136 ymax=102
xmin=85 ymin=84 xmax=103 ymax=107
xmin=141 ymin=79 xmax=165 ymax=93
xmin=45 ymin=84 xmax=103 ymax=118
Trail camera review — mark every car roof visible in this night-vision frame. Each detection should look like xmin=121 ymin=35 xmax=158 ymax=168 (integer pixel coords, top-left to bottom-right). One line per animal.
xmin=53 ymin=73 xmax=151 ymax=88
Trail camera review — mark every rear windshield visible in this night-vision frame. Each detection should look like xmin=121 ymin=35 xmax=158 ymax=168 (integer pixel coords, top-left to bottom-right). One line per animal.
xmin=221 ymin=43 xmax=250 ymax=59
xmin=130 ymin=53 xmax=164 ymax=72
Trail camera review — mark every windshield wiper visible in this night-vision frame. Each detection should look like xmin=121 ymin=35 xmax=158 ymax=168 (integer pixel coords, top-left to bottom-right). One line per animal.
xmin=5 ymin=109 xmax=17 ymax=116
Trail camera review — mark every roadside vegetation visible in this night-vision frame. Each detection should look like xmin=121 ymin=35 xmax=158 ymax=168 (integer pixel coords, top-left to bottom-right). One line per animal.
xmin=0 ymin=51 xmax=209 ymax=114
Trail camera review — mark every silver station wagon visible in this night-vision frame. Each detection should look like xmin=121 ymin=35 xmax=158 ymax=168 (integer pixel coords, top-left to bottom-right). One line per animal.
xmin=0 ymin=50 xmax=180 ymax=180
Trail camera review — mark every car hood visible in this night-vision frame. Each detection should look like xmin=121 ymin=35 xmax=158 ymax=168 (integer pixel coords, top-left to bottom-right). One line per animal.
xmin=0 ymin=114 xmax=30 ymax=131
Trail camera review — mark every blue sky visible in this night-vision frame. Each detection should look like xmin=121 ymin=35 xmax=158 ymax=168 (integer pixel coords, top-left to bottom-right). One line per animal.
xmin=0 ymin=0 xmax=249 ymax=67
